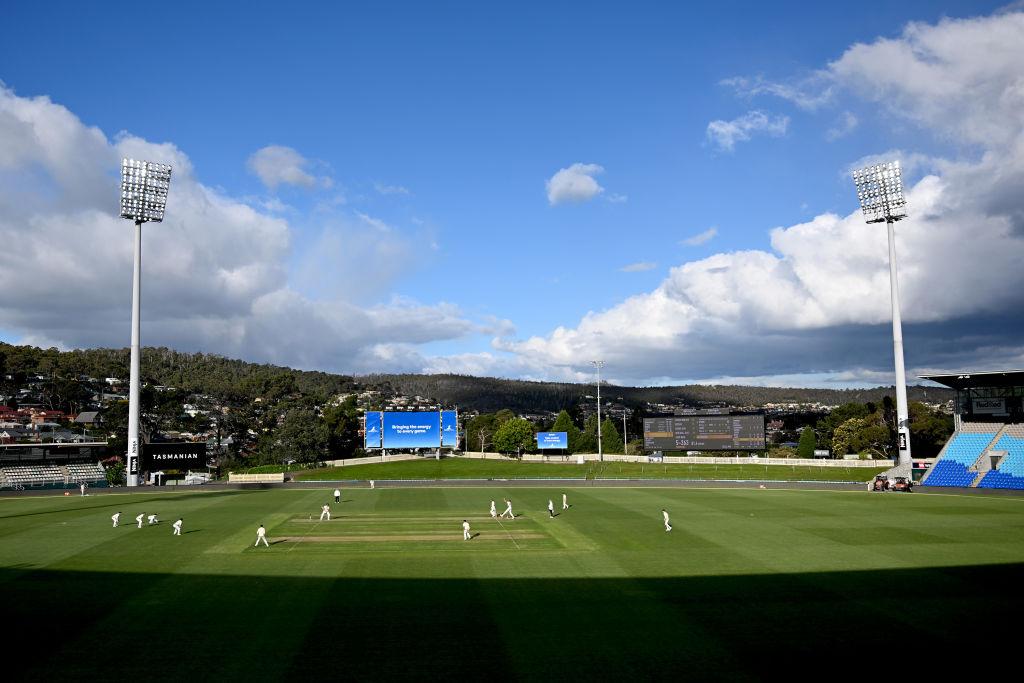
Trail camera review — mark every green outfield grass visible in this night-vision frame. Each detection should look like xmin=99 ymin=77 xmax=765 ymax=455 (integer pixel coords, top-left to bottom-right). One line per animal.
xmin=291 ymin=457 xmax=890 ymax=482
xmin=2 ymin=486 xmax=1022 ymax=680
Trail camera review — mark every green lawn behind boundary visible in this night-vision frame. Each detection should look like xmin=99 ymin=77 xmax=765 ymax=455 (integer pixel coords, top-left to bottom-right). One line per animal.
xmin=290 ymin=457 xmax=888 ymax=482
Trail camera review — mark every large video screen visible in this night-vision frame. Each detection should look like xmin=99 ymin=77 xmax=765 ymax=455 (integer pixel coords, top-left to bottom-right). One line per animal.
xmin=643 ymin=412 xmax=765 ymax=451
xmin=536 ymin=432 xmax=568 ymax=449
xmin=383 ymin=411 xmax=441 ymax=449
xmin=441 ymin=410 xmax=458 ymax=448
xmin=364 ymin=412 xmax=382 ymax=449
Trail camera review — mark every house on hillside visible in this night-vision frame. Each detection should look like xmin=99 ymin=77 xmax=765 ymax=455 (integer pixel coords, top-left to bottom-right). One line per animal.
xmin=44 ymin=430 xmax=88 ymax=443
xmin=0 ymin=427 xmax=34 ymax=443
xmin=74 ymin=411 xmax=101 ymax=426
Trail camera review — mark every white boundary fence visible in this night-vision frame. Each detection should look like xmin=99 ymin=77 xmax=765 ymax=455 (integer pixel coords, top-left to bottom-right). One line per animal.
xmin=362 ymin=452 xmax=890 ymax=468
xmin=323 ymin=454 xmax=423 ymax=467
xmin=228 ymin=472 xmax=286 ymax=483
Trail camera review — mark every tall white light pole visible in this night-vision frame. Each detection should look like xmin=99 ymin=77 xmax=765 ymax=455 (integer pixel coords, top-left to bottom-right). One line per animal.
xmin=623 ymin=411 xmax=628 ymax=455
xmin=591 ymin=360 xmax=605 ymax=461
xmin=852 ymin=161 xmax=911 ymax=467
xmin=120 ymin=159 xmax=172 ymax=486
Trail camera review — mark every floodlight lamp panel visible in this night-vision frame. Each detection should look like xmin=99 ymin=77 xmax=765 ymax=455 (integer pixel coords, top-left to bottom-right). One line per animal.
xmin=851 ymin=160 xmax=907 ymax=223
xmin=119 ymin=158 xmax=172 ymax=222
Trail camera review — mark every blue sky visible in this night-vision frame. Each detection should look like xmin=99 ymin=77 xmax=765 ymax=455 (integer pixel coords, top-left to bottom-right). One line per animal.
xmin=2 ymin=1 xmax=1023 ymax=387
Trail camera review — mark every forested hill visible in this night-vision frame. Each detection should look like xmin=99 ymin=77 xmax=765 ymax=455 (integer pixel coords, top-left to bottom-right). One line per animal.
xmin=0 ymin=342 xmax=952 ymax=411
xmin=361 ymin=373 xmax=953 ymax=412
xmin=0 ymin=343 xmax=358 ymax=401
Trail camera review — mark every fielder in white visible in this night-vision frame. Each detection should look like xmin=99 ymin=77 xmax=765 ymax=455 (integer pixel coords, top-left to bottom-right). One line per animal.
xmin=172 ymin=518 xmax=183 ymax=536
xmin=333 ymin=488 xmax=341 ymax=503
xmin=547 ymin=499 xmax=555 ymax=518
xmin=320 ymin=504 xmax=331 ymax=521
xmin=136 ymin=512 xmax=145 ymax=529
xmin=462 ymin=519 xmax=471 ymax=541
xmin=662 ymin=509 xmax=672 ymax=532
xmin=562 ymin=493 xmax=568 ymax=510
xmin=489 ymin=500 xmax=497 ymax=518
xmin=147 ymin=514 xmax=159 ymax=525
xmin=111 ymin=512 xmax=121 ymax=527
xmin=255 ymin=524 xmax=269 ymax=547
xmin=499 ymin=499 xmax=514 ymax=519
xmin=370 ymin=480 xmax=375 ymax=489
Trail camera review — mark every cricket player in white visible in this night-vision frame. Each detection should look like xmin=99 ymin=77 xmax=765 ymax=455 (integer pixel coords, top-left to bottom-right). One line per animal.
xmin=662 ymin=509 xmax=672 ymax=532
xmin=112 ymin=512 xmax=121 ymax=527
xmin=147 ymin=514 xmax=158 ymax=525
xmin=172 ymin=518 xmax=183 ymax=536
xmin=370 ymin=480 xmax=375 ymax=489
xmin=500 ymin=499 xmax=513 ymax=519
xmin=320 ymin=504 xmax=331 ymax=521
xmin=462 ymin=520 xmax=471 ymax=541
xmin=548 ymin=499 xmax=555 ymax=518
xmin=136 ymin=513 xmax=145 ymax=529
xmin=333 ymin=489 xmax=341 ymax=503
xmin=562 ymin=493 xmax=568 ymax=510
xmin=80 ymin=483 xmax=86 ymax=496
xmin=489 ymin=500 xmax=497 ymax=518
xmin=255 ymin=524 xmax=269 ymax=547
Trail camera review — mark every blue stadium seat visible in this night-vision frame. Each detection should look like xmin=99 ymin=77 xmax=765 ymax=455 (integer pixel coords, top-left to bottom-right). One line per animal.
xmin=978 ymin=435 xmax=1024 ymax=489
xmin=923 ymin=431 xmax=998 ymax=488
xmin=923 ymin=460 xmax=976 ymax=487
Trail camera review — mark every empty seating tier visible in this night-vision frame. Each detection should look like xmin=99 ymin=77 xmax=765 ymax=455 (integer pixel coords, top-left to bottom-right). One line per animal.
xmin=978 ymin=434 xmax=1024 ymax=490
xmin=923 ymin=429 xmax=999 ymax=488
xmin=0 ymin=464 xmax=65 ymax=487
xmin=65 ymin=463 xmax=106 ymax=482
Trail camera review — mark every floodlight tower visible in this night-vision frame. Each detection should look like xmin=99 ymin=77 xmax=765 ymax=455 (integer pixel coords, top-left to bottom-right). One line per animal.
xmin=852 ymin=161 xmax=911 ymax=467
xmin=120 ymin=158 xmax=172 ymax=486
xmin=591 ymin=360 xmax=605 ymax=461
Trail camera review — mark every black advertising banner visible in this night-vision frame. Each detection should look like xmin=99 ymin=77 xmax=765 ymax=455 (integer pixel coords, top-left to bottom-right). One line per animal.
xmin=142 ymin=442 xmax=207 ymax=469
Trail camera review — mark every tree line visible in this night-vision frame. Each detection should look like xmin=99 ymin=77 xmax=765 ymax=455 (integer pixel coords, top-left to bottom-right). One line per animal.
xmin=1 ymin=343 xmax=954 ymax=467
xmin=791 ymin=397 xmax=953 ymax=460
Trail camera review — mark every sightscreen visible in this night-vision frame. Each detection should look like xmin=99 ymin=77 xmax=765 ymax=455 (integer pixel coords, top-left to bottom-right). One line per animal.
xmin=643 ymin=412 xmax=765 ymax=451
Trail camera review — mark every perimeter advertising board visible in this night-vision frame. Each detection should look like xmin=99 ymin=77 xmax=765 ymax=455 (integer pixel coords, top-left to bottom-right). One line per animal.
xmin=441 ymin=410 xmax=459 ymax=448
xmin=383 ymin=411 xmax=441 ymax=449
xmin=142 ymin=442 xmax=207 ymax=469
xmin=536 ymin=431 xmax=568 ymax=449
xmin=364 ymin=412 xmax=382 ymax=449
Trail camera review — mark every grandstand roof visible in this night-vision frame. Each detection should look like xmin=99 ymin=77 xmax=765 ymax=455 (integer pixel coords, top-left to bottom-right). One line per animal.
xmin=919 ymin=370 xmax=1024 ymax=390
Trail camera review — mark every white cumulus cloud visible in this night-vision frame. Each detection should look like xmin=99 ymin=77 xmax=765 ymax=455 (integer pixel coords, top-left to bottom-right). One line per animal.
xmin=826 ymin=111 xmax=859 ymax=141
xmin=546 ymin=163 xmax=605 ymax=205
xmin=247 ymin=145 xmax=331 ymax=191
xmin=706 ymin=111 xmax=790 ymax=151
xmin=620 ymin=262 xmax=658 ymax=273
xmin=490 ymin=9 xmax=1024 ymax=384
xmin=0 ymin=85 xmax=472 ymax=374
xmin=721 ymin=74 xmax=834 ymax=110
xmin=681 ymin=227 xmax=718 ymax=246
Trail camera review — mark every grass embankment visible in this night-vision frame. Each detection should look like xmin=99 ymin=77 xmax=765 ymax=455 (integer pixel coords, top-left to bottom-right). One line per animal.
xmin=290 ymin=457 xmax=889 ymax=482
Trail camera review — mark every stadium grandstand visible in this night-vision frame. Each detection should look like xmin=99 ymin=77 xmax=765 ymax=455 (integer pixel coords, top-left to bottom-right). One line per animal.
xmin=0 ymin=442 xmax=108 ymax=490
xmin=919 ymin=371 xmax=1024 ymax=490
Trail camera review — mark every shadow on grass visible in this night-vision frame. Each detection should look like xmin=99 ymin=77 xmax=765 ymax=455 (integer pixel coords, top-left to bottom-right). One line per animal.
xmin=4 ymin=563 xmax=1020 ymax=680
xmin=0 ymin=489 xmax=258 ymax=520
